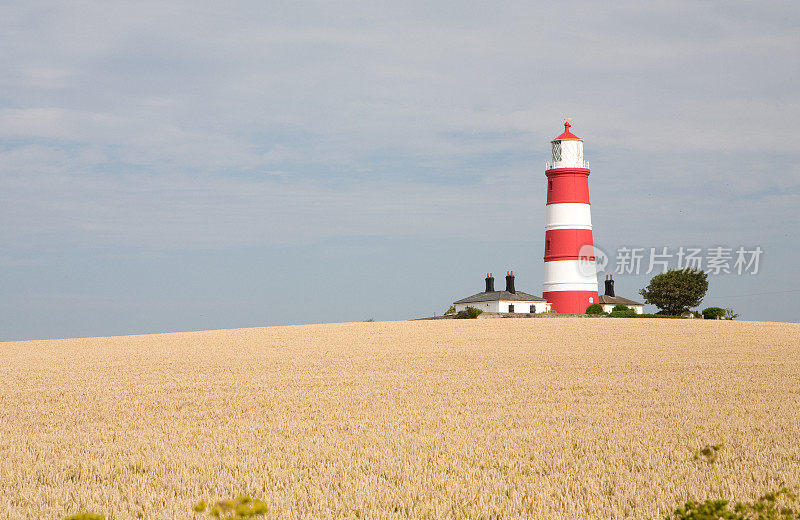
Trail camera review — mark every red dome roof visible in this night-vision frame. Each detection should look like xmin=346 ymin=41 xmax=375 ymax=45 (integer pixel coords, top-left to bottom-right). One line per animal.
xmin=553 ymin=121 xmax=581 ymax=141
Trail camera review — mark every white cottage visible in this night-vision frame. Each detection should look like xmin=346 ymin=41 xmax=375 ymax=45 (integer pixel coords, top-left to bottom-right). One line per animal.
xmin=453 ymin=272 xmax=552 ymax=314
xmin=597 ymin=275 xmax=644 ymax=314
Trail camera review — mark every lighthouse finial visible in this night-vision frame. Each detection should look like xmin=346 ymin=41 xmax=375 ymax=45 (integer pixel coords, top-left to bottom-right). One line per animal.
xmin=564 ymin=117 xmax=572 ymax=131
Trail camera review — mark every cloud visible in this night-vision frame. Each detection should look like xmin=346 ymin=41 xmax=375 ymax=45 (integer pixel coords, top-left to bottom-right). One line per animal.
xmin=4 ymin=2 xmax=798 ymax=163
xmin=1 ymin=1 xmax=798 ymax=317
xmin=0 ymin=108 xmax=122 ymax=141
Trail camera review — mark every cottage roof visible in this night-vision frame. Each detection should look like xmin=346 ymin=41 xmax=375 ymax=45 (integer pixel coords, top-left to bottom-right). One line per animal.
xmin=597 ymin=294 xmax=644 ymax=306
xmin=453 ymin=290 xmax=548 ymax=305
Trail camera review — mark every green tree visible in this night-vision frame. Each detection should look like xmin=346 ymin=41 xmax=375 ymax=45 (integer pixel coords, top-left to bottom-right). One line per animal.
xmin=702 ymin=307 xmax=726 ymax=320
xmin=454 ymin=306 xmax=483 ymax=319
xmin=585 ymin=303 xmax=604 ymax=315
xmin=639 ymin=268 xmax=708 ymax=315
xmin=609 ymin=304 xmax=637 ymax=317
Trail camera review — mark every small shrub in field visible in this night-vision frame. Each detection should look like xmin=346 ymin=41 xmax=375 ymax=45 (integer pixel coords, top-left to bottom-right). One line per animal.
xmin=609 ymin=305 xmax=637 ymax=317
xmin=702 ymin=307 xmax=726 ymax=320
xmin=66 ymin=515 xmax=106 ymax=520
xmin=695 ymin=444 xmax=724 ymax=498
xmin=193 ymin=496 xmax=268 ymax=519
xmin=444 ymin=305 xmax=456 ymax=315
xmin=725 ymin=308 xmax=739 ymax=320
xmin=667 ymin=489 xmax=799 ymax=519
xmin=586 ymin=303 xmax=605 ymax=315
xmin=666 ymin=444 xmax=800 ymax=519
xmin=454 ymin=307 xmax=483 ymax=319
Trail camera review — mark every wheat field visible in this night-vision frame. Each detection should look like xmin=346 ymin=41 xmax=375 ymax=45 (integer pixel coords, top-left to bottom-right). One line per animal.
xmin=1 ymin=319 xmax=799 ymax=519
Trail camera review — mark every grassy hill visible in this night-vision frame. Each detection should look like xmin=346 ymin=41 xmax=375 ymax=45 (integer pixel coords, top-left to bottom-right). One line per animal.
xmin=2 ymin=319 xmax=799 ymax=519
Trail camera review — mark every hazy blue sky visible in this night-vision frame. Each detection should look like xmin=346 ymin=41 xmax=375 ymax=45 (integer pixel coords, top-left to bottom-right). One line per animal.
xmin=2 ymin=1 xmax=799 ymax=340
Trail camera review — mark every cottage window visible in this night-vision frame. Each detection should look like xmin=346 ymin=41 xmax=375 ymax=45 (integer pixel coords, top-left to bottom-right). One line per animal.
xmin=508 ymin=304 xmax=515 ymax=313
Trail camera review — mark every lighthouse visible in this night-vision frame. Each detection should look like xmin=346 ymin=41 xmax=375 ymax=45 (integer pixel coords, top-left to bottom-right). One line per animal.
xmin=542 ymin=121 xmax=599 ymax=313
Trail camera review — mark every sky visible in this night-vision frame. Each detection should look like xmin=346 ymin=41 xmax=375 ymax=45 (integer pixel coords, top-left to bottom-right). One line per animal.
xmin=1 ymin=1 xmax=799 ymax=340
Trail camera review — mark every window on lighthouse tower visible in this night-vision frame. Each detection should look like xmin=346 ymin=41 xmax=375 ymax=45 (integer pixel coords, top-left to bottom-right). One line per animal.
xmin=552 ymin=141 xmax=562 ymax=162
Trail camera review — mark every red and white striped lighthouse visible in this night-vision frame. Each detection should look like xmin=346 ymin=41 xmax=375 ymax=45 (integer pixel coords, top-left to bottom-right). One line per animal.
xmin=542 ymin=121 xmax=599 ymax=313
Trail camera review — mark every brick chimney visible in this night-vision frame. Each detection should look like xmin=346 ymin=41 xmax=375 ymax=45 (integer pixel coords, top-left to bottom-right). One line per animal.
xmin=485 ymin=273 xmax=495 ymax=292
xmin=505 ymin=271 xmax=515 ymax=294
xmin=604 ymin=274 xmax=615 ymax=297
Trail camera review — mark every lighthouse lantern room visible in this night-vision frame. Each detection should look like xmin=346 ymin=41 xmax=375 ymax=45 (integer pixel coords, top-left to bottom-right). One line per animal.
xmin=542 ymin=121 xmax=600 ymax=314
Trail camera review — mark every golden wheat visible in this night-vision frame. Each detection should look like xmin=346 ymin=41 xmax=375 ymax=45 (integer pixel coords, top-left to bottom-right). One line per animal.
xmin=1 ymin=319 xmax=799 ymax=519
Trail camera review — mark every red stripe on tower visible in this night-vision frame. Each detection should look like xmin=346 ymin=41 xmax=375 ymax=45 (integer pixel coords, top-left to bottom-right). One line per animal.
xmin=544 ymin=229 xmax=596 ymax=261
xmin=545 ymin=169 xmax=591 ymax=204
xmin=542 ymin=121 xmax=599 ymax=313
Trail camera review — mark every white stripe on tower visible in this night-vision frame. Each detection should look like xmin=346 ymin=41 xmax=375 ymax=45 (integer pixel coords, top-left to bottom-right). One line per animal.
xmin=545 ymin=203 xmax=592 ymax=230
xmin=542 ymin=121 xmax=599 ymax=314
